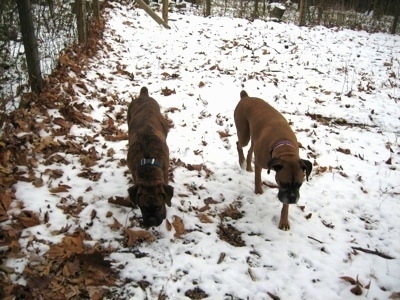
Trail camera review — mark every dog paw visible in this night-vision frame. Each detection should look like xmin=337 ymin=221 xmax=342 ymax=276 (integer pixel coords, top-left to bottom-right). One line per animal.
xmin=278 ymin=222 xmax=290 ymax=231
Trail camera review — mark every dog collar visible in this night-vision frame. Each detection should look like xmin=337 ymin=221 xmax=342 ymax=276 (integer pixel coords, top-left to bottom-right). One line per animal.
xmin=137 ymin=158 xmax=162 ymax=168
xmin=270 ymin=140 xmax=296 ymax=155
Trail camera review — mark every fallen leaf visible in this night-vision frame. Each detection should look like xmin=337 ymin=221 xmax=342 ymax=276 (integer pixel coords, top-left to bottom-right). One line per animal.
xmin=123 ymin=228 xmax=155 ymax=247
xmin=198 ymin=213 xmax=213 ymax=223
xmin=18 ymin=211 xmax=41 ymax=228
xmin=340 ymin=276 xmax=357 ymax=285
xmin=350 ymin=284 xmax=363 ymax=296
xmin=172 ymin=215 xmax=185 ymax=238
xmin=267 ymin=292 xmax=281 ymax=300
xmin=49 ymin=184 xmax=71 ymax=194
xmin=109 ymin=218 xmax=122 ymax=231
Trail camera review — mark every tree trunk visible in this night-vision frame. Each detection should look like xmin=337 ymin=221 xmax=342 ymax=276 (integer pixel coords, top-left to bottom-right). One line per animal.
xmin=373 ymin=0 xmax=384 ymax=20
xmin=76 ymin=0 xmax=87 ymax=44
xmin=162 ymin=0 xmax=168 ymax=23
xmin=391 ymin=0 xmax=399 ymax=34
xmin=205 ymin=0 xmax=211 ymax=17
xmin=16 ymin=0 xmax=43 ymax=94
xmin=253 ymin=0 xmax=259 ymax=20
xmin=298 ymin=0 xmax=306 ymax=26
xmin=137 ymin=0 xmax=171 ymax=29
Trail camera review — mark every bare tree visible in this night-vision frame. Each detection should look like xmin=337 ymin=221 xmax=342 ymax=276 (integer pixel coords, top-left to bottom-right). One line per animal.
xmin=205 ymin=0 xmax=211 ymax=17
xmin=253 ymin=0 xmax=260 ymax=20
xmin=16 ymin=0 xmax=43 ymax=94
xmin=373 ymin=0 xmax=384 ymax=20
xmin=391 ymin=0 xmax=399 ymax=34
xmin=299 ymin=0 xmax=307 ymax=26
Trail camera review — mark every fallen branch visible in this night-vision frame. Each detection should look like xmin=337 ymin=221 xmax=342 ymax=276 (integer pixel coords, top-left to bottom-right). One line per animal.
xmin=351 ymin=247 xmax=395 ymax=259
xmin=308 ymin=236 xmax=323 ymax=244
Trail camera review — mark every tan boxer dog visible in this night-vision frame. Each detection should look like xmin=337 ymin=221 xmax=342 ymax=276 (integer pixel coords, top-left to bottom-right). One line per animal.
xmin=234 ymin=90 xmax=312 ymax=230
xmin=127 ymin=87 xmax=173 ymax=227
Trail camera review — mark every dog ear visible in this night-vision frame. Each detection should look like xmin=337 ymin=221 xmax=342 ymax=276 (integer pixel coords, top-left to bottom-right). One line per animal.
xmin=128 ymin=186 xmax=139 ymax=207
xmin=164 ymin=185 xmax=174 ymax=207
xmin=301 ymin=159 xmax=313 ymax=181
xmin=267 ymin=157 xmax=283 ymax=174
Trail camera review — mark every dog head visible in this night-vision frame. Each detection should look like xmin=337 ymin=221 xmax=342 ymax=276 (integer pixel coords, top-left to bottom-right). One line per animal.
xmin=267 ymin=157 xmax=312 ymax=204
xmin=128 ymin=184 xmax=174 ymax=227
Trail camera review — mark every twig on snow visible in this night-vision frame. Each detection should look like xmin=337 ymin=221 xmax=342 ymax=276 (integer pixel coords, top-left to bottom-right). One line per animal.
xmin=351 ymin=247 xmax=395 ymax=259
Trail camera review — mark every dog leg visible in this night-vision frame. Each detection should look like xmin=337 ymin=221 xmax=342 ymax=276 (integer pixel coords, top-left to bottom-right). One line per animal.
xmin=236 ymin=141 xmax=246 ymax=169
xmin=246 ymin=141 xmax=254 ymax=172
xmin=279 ymin=204 xmax=290 ymax=230
xmin=254 ymin=164 xmax=263 ymax=194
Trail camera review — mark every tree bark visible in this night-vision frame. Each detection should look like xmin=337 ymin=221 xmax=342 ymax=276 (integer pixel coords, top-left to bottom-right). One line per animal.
xmin=162 ymin=0 xmax=168 ymax=23
xmin=373 ymin=0 xmax=384 ymax=20
xmin=298 ymin=0 xmax=306 ymax=26
xmin=205 ymin=0 xmax=211 ymax=17
xmin=253 ymin=0 xmax=259 ymax=20
xmin=76 ymin=0 xmax=87 ymax=44
xmin=137 ymin=0 xmax=171 ymax=29
xmin=391 ymin=0 xmax=399 ymax=34
xmin=16 ymin=0 xmax=43 ymax=94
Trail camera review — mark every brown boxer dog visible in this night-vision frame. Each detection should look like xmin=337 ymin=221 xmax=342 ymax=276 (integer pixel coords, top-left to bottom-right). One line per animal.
xmin=234 ymin=90 xmax=312 ymax=230
xmin=127 ymin=87 xmax=173 ymax=227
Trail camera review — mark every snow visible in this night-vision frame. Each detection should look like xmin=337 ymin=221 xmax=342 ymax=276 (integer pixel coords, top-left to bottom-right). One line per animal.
xmin=7 ymin=1 xmax=400 ymax=299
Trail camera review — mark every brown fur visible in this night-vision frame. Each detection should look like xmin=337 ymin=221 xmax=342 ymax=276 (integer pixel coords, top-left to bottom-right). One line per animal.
xmin=127 ymin=87 xmax=173 ymax=227
xmin=234 ymin=90 xmax=312 ymax=230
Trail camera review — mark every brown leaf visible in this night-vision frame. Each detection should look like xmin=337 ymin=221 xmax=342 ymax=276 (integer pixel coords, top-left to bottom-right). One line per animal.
xmin=218 ymin=130 xmax=232 ymax=138
xmin=340 ymin=276 xmax=357 ymax=285
xmin=44 ymin=211 xmax=49 ymax=223
xmin=109 ymin=217 xmax=122 ymax=231
xmin=18 ymin=211 xmax=41 ymax=228
xmin=9 ymin=240 xmax=21 ymax=253
xmin=33 ymin=177 xmax=44 ymax=188
xmin=389 ymin=292 xmax=400 ymax=299
xmin=172 ymin=215 xmax=185 ymax=238
xmin=267 ymin=292 xmax=281 ymax=300
xmin=350 ymin=284 xmax=363 ymax=296
xmin=187 ymin=164 xmax=202 ymax=171
xmin=165 ymin=219 xmax=172 ymax=231
xmin=0 ymin=176 xmax=17 ymax=188
xmin=108 ymin=196 xmax=132 ymax=207
xmin=161 ymin=87 xmax=176 ymax=96
xmin=198 ymin=213 xmax=213 ymax=223
xmin=337 ymin=147 xmax=351 ymax=155
xmin=198 ymin=204 xmax=210 ymax=212
xmin=90 ymin=209 xmax=97 ymax=221
xmin=204 ymin=197 xmax=219 ymax=205
xmin=0 ymin=193 xmax=13 ymax=211
xmin=220 ymin=205 xmax=243 ymax=220
xmin=123 ymin=228 xmax=155 ymax=247
xmin=49 ymin=184 xmax=71 ymax=194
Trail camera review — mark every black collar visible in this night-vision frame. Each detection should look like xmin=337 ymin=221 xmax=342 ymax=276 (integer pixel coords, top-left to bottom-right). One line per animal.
xmin=137 ymin=158 xmax=162 ymax=168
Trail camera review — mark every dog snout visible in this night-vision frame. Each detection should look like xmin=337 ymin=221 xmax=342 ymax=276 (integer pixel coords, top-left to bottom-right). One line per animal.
xmin=143 ymin=216 xmax=162 ymax=228
xmin=277 ymin=189 xmax=299 ymax=204
xmin=287 ymin=192 xmax=297 ymax=204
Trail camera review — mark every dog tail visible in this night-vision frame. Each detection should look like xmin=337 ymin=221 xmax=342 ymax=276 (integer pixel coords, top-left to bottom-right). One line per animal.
xmin=140 ymin=86 xmax=149 ymax=97
xmin=240 ymin=90 xmax=249 ymax=99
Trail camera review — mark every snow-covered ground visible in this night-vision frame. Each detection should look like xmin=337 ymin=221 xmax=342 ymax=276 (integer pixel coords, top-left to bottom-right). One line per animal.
xmin=5 ymin=1 xmax=400 ymax=299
